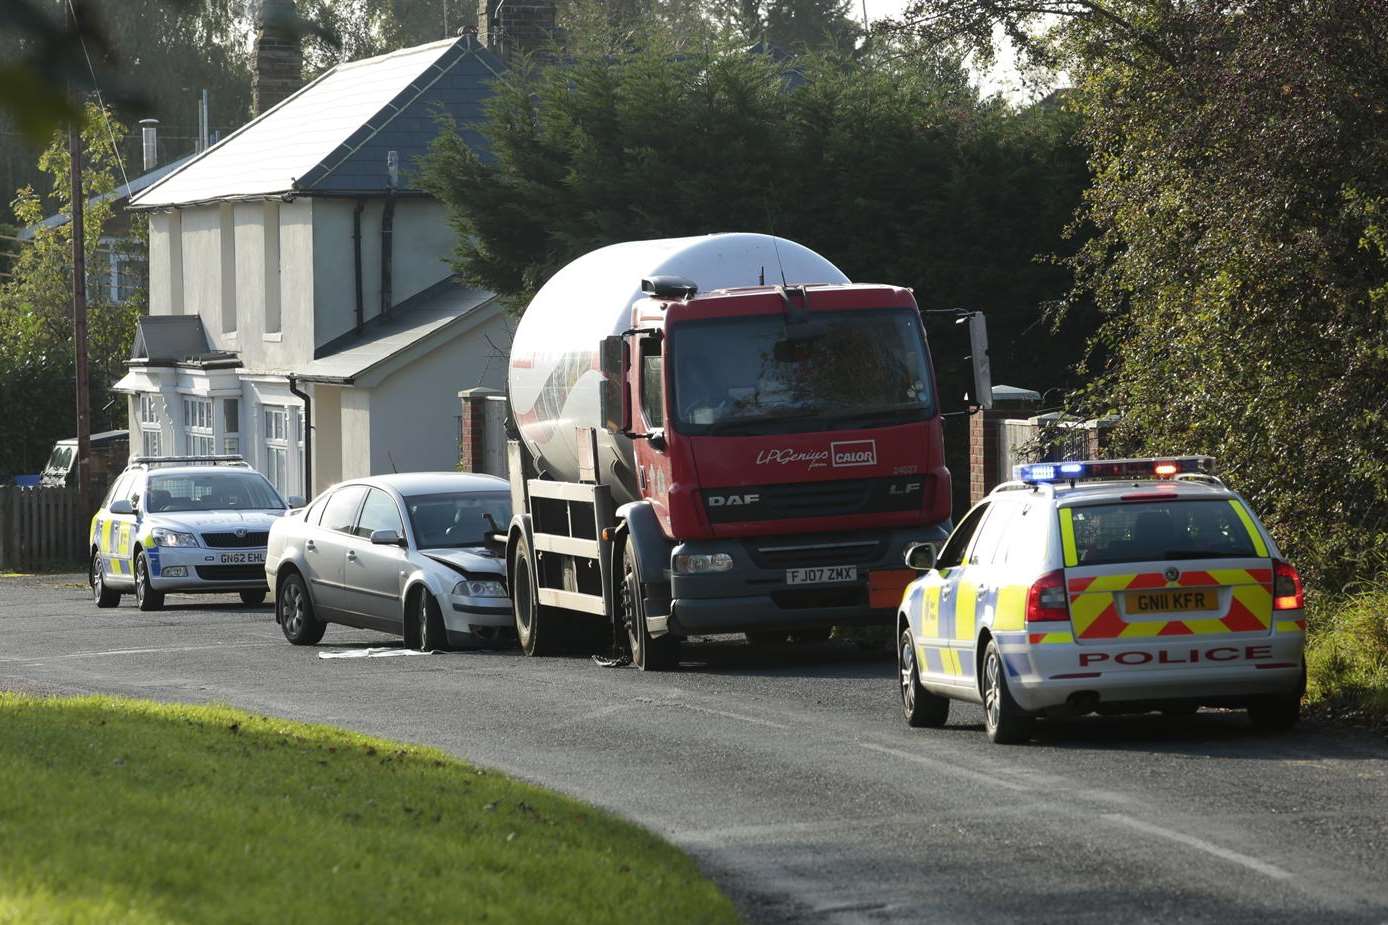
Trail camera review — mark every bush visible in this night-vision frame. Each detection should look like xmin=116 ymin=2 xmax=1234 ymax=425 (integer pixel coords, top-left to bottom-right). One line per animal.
xmin=1305 ymin=577 xmax=1388 ymax=725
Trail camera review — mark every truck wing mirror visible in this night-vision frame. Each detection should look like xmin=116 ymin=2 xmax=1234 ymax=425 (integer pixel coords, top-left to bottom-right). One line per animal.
xmin=968 ymin=311 xmax=992 ymax=411
xmin=903 ymin=542 xmax=937 ymax=572
xmin=600 ymin=335 xmax=625 ymax=380
xmin=599 ymin=377 xmax=630 ymax=435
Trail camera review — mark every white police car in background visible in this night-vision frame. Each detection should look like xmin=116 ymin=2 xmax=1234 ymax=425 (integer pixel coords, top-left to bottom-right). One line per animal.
xmin=90 ymin=456 xmax=298 ymax=611
xmin=897 ymin=457 xmax=1306 ymax=743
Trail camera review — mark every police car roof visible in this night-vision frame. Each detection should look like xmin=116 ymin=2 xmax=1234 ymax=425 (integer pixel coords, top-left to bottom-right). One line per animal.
xmin=991 ymin=477 xmax=1233 ymax=507
xmin=136 ymin=465 xmax=261 ymax=479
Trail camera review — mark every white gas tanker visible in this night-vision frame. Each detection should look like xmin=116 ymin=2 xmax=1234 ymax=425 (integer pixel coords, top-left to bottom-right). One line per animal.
xmin=503 ymin=233 xmax=982 ymax=670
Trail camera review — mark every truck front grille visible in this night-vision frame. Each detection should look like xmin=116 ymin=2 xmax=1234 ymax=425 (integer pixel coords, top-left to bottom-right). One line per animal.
xmin=704 ymin=476 xmax=925 ymax=524
xmin=746 ymin=536 xmax=886 ymax=569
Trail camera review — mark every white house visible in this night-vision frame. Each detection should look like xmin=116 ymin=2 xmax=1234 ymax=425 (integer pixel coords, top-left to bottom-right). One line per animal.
xmin=120 ymin=33 xmax=513 ymax=500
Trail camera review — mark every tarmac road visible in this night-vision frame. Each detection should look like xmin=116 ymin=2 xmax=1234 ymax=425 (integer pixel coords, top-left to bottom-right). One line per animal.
xmin=4 ymin=573 xmax=1388 ymax=924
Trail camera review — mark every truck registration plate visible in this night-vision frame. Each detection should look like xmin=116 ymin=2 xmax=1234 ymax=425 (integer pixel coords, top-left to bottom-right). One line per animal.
xmin=786 ymin=566 xmax=857 ymax=585
xmin=219 ymin=552 xmax=265 ymax=565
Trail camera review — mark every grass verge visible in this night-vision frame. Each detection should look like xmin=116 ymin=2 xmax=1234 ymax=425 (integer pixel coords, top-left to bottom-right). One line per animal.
xmin=1305 ymin=578 xmax=1388 ymax=726
xmin=0 ymin=694 xmax=739 ymax=925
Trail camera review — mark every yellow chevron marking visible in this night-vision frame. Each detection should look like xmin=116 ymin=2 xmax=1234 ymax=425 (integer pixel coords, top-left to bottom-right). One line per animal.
xmin=1184 ymin=618 xmax=1229 ymax=635
xmin=1232 ymin=583 xmax=1273 ymax=627
xmin=1119 ymin=620 xmax=1165 ymax=638
xmin=1037 ymin=632 xmax=1074 ymax=645
xmin=994 ymin=584 xmax=1027 ymax=631
xmin=1228 ymin=500 xmax=1269 ymax=557
xmin=1069 ymin=593 xmax=1112 ymax=635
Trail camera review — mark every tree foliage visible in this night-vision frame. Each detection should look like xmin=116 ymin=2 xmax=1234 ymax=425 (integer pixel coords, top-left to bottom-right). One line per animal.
xmin=889 ymin=0 xmax=1388 ymax=587
xmin=0 ymin=105 xmax=142 ymax=479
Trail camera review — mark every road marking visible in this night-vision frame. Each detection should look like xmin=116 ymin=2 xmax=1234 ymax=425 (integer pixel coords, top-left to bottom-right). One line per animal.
xmin=0 ymin=642 xmax=280 ymax=663
xmin=679 ymin=702 xmax=789 ymax=730
xmin=673 ymin=817 xmax=895 ymax=846
xmin=858 ymin=742 xmax=1031 ymax=792
xmin=1101 ymin=813 xmax=1292 ymax=880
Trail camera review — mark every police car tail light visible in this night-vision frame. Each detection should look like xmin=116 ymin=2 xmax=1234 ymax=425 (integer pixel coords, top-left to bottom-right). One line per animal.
xmin=1272 ymin=560 xmax=1304 ymax=610
xmin=1026 ymin=570 xmax=1069 ymax=623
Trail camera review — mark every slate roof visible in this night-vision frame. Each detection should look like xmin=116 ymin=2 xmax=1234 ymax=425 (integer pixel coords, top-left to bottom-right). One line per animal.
xmin=127 ymin=315 xmax=238 ymax=367
xmin=293 ymin=276 xmax=499 ymax=385
xmin=131 ymin=36 xmax=502 ymax=208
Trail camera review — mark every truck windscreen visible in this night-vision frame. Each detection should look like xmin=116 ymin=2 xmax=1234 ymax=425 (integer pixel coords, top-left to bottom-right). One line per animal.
xmin=669 ymin=308 xmax=936 ymax=436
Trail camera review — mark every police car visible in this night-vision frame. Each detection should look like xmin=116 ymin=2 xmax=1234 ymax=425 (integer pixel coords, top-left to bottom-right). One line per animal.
xmin=897 ymin=457 xmax=1306 ymax=744
xmin=90 ymin=456 xmax=299 ymax=611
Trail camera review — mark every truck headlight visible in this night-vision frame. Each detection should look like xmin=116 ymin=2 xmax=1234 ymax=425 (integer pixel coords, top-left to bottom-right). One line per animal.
xmin=673 ymin=552 xmax=733 ymax=575
xmin=452 ymin=579 xmax=507 ymax=598
xmin=151 ymin=528 xmax=198 ymax=547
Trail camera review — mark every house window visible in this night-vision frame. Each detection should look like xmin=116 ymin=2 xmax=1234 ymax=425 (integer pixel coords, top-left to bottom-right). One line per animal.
xmin=138 ymin=393 xmax=162 ymax=458
xmin=183 ymin=397 xmax=214 ymax=456
xmin=223 ymin=398 xmax=240 ymax=456
xmin=265 ymin=406 xmax=288 ymax=494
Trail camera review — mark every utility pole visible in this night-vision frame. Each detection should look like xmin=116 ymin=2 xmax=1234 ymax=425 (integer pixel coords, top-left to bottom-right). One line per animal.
xmin=68 ymin=2 xmax=92 ymax=520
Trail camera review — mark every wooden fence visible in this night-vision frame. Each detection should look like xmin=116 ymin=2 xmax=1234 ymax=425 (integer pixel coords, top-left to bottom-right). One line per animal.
xmin=0 ymin=485 xmax=91 ymax=572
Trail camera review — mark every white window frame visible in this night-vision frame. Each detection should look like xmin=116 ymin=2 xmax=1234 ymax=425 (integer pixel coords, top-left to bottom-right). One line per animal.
xmin=183 ymin=396 xmax=214 ymax=456
xmin=264 ymin=405 xmax=289 ymax=495
xmin=138 ymin=393 xmax=162 ymax=458
xmin=222 ymin=398 xmax=240 ymax=456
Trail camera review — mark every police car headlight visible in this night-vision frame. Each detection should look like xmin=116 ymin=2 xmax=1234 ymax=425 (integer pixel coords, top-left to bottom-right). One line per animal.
xmin=673 ymin=553 xmax=733 ymax=575
xmin=452 ymin=579 xmax=507 ymax=598
xmin=151 ymin=528 xmax=199 ymax=547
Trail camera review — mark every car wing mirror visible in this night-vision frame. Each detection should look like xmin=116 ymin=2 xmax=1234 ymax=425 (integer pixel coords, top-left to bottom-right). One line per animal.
xmin=904 ymin=542 xmax=937 ymax=572
xmin=287 ymin=495 xmax=306 ymax=509
xmin=369 ymin=529 xmax=406 ymax=547
xmin=109 ymin=499 xmax=134 ymax=515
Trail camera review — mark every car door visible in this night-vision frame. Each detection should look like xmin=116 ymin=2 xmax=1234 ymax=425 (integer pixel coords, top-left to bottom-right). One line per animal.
xmin=307 ymin=484 xmax=368 ymax=620
xmin=110 ymin=472 xmax=143 ymax=580
xmin=341 ymin=488 xmax=408 ymax=627
xmin=93 ymin=472 xmax=132 ymax=581
xmin=956 ymin=501 xmax=1021 ymax=675
xmin=915 ymin=501 xmax=990 ymax=686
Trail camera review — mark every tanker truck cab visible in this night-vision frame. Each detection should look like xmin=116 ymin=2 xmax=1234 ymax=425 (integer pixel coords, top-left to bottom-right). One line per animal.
xmin=504 ymin=234 xmax=970 ymax=670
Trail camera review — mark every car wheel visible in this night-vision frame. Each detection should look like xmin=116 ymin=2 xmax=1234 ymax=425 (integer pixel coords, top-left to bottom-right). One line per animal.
xmin=900 ymin=628 xmax=949 ymax=728
xmin=621 ymin=543 xmax=679 ymax=671
xmin=1248 ymin=694 xmax=1300 ymax=733
xmin=512 ymin=536 xmax=560 ymax=657
xmin=91 ymin=551 xmax=120 ymax=608
xmin=981 ymin=640 xmax=1031 ymax=745
xmin=239 ymin=590 xmax=267 ymax=606
xmin=134 ymin=551 xmax=164 ymax=612
xmin=417 ymin=590 xmax=450 ymax=652
xmin=745 ymin=631 xmax=790 ymax=647
xmin=278 ymin=572 xmax=326 ymax=645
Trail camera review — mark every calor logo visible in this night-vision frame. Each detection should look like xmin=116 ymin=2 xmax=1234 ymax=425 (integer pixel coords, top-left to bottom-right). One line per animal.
xmin=831 ymin=440 xmax=877 ymax=468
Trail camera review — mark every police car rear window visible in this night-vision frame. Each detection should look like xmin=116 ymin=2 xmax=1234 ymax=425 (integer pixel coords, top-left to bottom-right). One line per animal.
xmin=1065 ymin=500 xmax=1259 ymax=567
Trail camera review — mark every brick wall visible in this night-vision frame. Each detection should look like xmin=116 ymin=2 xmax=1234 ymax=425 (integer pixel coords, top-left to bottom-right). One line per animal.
xmin=969 ymin=399 xmax=1040 ymax=505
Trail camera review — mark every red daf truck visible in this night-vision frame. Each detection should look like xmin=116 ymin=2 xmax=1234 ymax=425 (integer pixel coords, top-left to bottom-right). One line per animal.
xmin=504 ymin=233 xmax=989 ymax=669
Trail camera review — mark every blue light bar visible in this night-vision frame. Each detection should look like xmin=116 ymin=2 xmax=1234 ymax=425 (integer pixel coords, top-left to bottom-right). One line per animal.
xmin=1013 ymin=456 xmax=1215 ymax=485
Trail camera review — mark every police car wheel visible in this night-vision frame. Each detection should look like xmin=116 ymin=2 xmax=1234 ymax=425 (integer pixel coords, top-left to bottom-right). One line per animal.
xmin=982 ymin=640 xmax=1031 ymax=745
xmin=91 ymin=552 xmax=120 ymax=608
xmin=239 ymin=590 xmax=267 ymax=606
xmin=1247 ymin=694 xmax=1300 ymax=733
xmin=134 ymin=552 xmax=164 ymax=612
xmin=900 ymin=629 xmax=949 ymax=728
xmin=278 ymin=572 xmax=326 ymax=645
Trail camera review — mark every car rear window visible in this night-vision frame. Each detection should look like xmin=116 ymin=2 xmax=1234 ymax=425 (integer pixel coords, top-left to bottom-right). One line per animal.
xmin=1065 ymin=499 xmax=1260 ymax=566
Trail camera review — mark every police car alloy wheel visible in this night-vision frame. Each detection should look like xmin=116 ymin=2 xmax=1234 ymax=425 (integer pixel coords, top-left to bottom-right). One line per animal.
xmin=982 ymin=640 xmax=1031 ymax=745
xmin=134 ymin=552 xmax=164 ymax=612
xmin=900 ymin=628 xmax=949 ymax=728
xmin=91 ymin=552 xmax=120 ymax=608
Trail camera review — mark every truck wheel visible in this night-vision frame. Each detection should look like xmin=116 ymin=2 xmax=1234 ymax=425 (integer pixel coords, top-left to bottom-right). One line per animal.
xmin=134 ymin=551 xmax=164 ymax=612
xmin=621 ymin=543 xmax=679 ymax=671
xmin=981 ymin=639 xmax=1032 ymax=745
xmin=512 ymin=536 xmax=560 ymax=657
xmin=278 ymin=572 xmax=326 ymax=645
xmin=91 ymin=551 xmax=121 ymax=608
xmin=900 ymin=629 xmax=949 ymax=728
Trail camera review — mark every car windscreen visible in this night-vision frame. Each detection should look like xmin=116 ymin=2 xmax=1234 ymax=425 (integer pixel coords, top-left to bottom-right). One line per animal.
xmin=43 ymin=445 xmax=74 ymax=475
xmin=146 ymin=472 xmax=285 ymax=512
xmin=405 ymin=492 xmax=511 ymax=549
xmin=1066 ymin=499 xmax=1261 ymax=566
xmin=669 ymin=307 xmax=936 ymax=436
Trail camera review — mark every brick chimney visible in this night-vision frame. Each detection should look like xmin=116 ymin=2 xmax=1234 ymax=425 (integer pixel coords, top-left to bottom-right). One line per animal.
xmin=477 ymin=0 xmax=556 ymax=63
xmin=253 ymin=0 xmax=304 ymax=116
